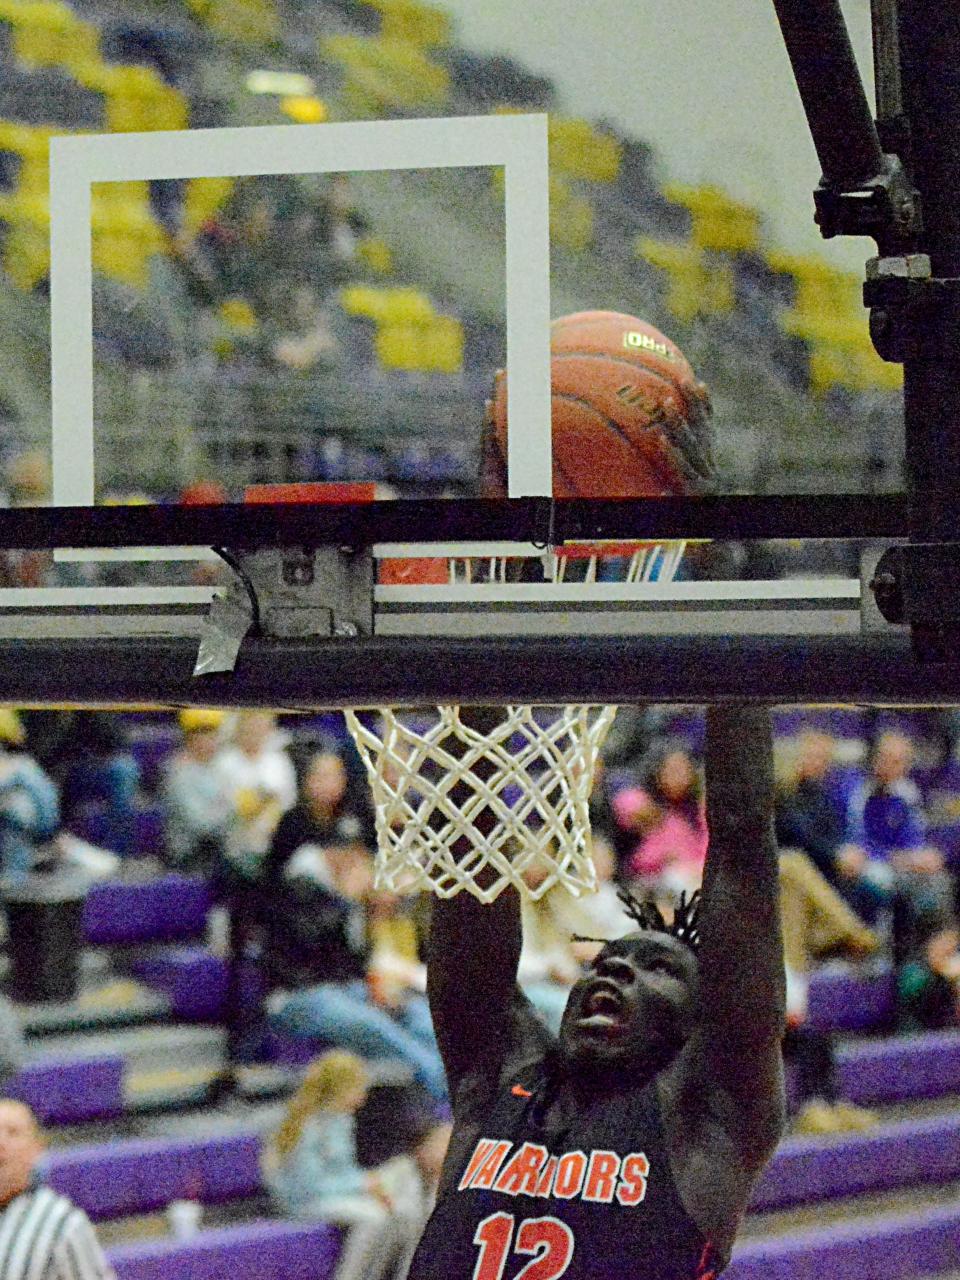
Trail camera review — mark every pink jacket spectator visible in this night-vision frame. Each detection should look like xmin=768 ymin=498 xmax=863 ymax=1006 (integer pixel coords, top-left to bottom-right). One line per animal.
xmin=614 ymin=786 xmax=709 ymax=882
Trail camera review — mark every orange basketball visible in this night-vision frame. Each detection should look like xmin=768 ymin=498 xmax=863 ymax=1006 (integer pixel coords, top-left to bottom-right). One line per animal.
xmin=481 ymin=311 xmax=714 ymax=498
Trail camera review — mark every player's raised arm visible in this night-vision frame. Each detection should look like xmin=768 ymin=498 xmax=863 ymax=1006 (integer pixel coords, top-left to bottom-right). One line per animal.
xmin=427 ymin=884 xmax=524 ymax=1096
xmin=696 ymin=705 xmax=786 ymax=1159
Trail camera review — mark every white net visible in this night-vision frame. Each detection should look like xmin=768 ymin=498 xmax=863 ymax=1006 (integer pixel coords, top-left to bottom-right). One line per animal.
xmin=346 ymin=704 xmax=616 ymax=903
xmin=346 ymin=540 xmax=686 ymax=903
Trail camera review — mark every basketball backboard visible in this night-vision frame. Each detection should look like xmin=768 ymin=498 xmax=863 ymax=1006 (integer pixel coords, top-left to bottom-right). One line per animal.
xmin=0 ymin=0 xmax=948 ymax=706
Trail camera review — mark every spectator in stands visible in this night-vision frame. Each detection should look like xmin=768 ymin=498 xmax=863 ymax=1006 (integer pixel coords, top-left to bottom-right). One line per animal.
xmin=586 ymin=759 xmax=620 ymax=859
xmin=216 ymin=711 xmax=297 ymax=884
xmin=53 ymin=714 xmax=140 ymax=857
xmin=777 ymin=730 xmax=891 ymax=927
xmin=265 ymin=747 xmax=374 ymax=885
xmin=407 ymin=1117 xmax=452 ymax=1225
xmin=897 ymin=916 xmax=960 ymax=1032
xmin=0 ymin=452 xmax=56 ymax=591
xmin=614 ymin=742 xmax=708 ymax=899
xmin=273 ymin=286 xmax=341 ymax=373
xmin=262 ymin=838 xmax=446 ymax=1102
xmin=324 ymin=176 xmax=370 ymax=274
xmin=264 ymin=1050 xmax=422 ymax=1280
xmin=366 ymin=887 xmax=427 ymax=1012
xmin=162 ymin=710 xmax=233 ymax=880
xmin=0 ymin=997 xmax=26 ymax=1092
xmin=846 ymin=731 xmax=956 ymax=961
xmin=0 ymin=710 xmax=59 ymax=881
xmin=777 ymin=848 xmax=880 ymax=1133
xmin=210 ymin=712 xmax=296 ymax=1089
xmin=0 ymin=1098 xmax=115 ymax=1278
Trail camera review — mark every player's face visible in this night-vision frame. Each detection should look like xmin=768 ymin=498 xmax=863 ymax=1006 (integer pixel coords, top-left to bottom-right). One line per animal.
xmin=558 ymin=933 xmax=699 ymax=1078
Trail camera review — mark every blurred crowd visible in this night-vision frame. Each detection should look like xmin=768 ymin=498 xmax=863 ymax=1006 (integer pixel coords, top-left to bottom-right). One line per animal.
xmin=0 ymin=700 xmax=957 ymax=1273
xmin=0 ymin=703 xmax=957 ymax=1056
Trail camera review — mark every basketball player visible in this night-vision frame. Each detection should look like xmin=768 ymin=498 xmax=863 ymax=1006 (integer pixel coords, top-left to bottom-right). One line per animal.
xmin=406 ymin=705 xmax=784 ymax=1279
xmin=407 ymin=315 xmax=783 ymax=1277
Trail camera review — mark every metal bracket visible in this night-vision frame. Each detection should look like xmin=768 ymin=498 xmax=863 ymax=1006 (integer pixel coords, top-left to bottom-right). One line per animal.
xmin=813 ymin=153 xmax=920 ymax=247
xmin=868 ymin=542 xmax=960 ymax=662
xmin=863 ymin=256 xmax=960 ymax=364
xmin=193 ymin=546 xmax=374 ymax=676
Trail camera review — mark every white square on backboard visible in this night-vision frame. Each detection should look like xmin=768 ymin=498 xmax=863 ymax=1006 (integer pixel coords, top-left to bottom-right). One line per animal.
xmin=49 ymin=114 xmax=552 ymax=561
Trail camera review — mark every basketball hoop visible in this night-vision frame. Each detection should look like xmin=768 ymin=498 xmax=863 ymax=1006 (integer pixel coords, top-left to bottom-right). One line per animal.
xmin=346 ymin=539 xmax=687 ymax=903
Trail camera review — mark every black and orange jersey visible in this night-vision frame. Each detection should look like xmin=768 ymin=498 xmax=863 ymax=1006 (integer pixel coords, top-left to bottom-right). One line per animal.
xmin=407 ymin=1033 xmax=720 ymax=1280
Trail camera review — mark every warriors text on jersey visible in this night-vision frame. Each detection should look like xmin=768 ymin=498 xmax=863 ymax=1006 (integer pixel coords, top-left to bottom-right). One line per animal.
xmin=407 ymin=1050 xmax=721 ymax=1280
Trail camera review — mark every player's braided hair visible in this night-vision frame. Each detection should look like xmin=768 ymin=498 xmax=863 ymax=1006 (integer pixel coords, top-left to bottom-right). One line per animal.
xmin=574 ymin=888 xmax=702 ymax=955
xmin=617 ymin=886 xmax=702 ymax=954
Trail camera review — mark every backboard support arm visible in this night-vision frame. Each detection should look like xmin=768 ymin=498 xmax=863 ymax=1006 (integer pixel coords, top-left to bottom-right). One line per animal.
xmin=775 ymin=0 xmax=960 ymax=662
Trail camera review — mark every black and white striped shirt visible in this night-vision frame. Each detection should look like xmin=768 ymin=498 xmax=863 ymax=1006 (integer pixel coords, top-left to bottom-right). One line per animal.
xmin=0 ymin=1185 xmax=115 ymax=1280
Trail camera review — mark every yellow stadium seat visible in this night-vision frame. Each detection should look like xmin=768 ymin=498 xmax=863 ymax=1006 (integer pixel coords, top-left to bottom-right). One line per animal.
xmin=183 ymin=177 xmax=235 ymax=238
xmin=280 ymin=96 xmax=328 ymax=124
xmin=186 ymin=0 xmax=280 ymax=43
xmin=549 ymin=117 xmax=621 ymax=184
xmin=767 ymin=252 xmax=862 ymax=321
xmin=376 ymin=321 xmax=424 ymax=370
xmin=90 ymin=185 xmax=166 ymax=288
xmin=362 ymin=0 xmax=452 ymax=48
xmin=3 ymin=1 xmax=100 ymax=74
xmin=341 ymin=285 xmax=434 ymax=325
xmin=665 ymin=183 xmax=761 ymax=256
xmin=356 ymin=236 xmax=393 ymax=275
xmin=383 ymin=287 xmax=434 ymax=324
xmin=764 ymin=252 xmax=900 ymax=393
xmin=637 ymin=236 xmax=735 ymax=322
xmin=342 ymin=285 xmax=460 ymax=373
xmin=549 ymin=175 xmax=594 ymax=252
xmin=322 ymin=35 xmax=449 ymax=112
xmin=425 ymin=315 xmax=463 ymax=373
xmin=76 ymin=63 xmax=188 ymax=133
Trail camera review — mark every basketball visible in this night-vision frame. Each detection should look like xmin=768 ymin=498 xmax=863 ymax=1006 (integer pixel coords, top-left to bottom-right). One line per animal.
xmin=482 ymin=311 xmax=715 ymax=498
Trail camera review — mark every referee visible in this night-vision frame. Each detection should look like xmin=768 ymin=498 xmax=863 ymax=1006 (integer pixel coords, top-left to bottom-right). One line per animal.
xmin=0 ymin=1099 xmax=115 ymax=1279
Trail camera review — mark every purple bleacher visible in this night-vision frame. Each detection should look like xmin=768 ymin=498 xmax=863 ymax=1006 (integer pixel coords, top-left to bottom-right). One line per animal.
xmin=920 ymin=760 xmax=960 ymax=867
xmin=806 ymin=965 xmax=895 ymax=1033
xmin=8 ymin=1055 xmax=124 ymax=1125
xmin=771 ymin=708 xmax=867 ymax=740
xmin=727 ymin=1202 xmax=960 ymax=1280
xmin=131 ymin=948 xmax=267 ymax=1023
xmin=83 ymin=874 xmax=212 ymax=946
xmin=131 ymin=948 xmax=227 ymax=1022
xmin=127 ymin=726 xmax=179 ymax=792
xmin=838 ymin=1029 xmax=960 ymax=1104
xmin=751 ymin=1112 xmax=960 ymax=1213
xmin=133 ymin=805 xmax=166 ymax=859
xmin=74 ymin=801 xmax=165 ymax=860
xmin=659 ymin=708 xmax=704 ymax=750
xmin=109 ymin=1221 xmax=342 ymax=1280
xmin=47 ymin=1133 xmax=263 ymax=1220
xmin=264 ymin=1027 xmax=324 ymax=1067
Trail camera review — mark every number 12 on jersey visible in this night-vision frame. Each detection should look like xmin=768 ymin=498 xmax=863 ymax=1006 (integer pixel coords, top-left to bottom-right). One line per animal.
xmin=473 ymin=1212 xmax=575 ymax=1279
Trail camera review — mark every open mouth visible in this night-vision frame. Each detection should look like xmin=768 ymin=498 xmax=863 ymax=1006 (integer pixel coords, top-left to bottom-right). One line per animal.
xmin=577 ymin=982 xmax=625 ymax=1029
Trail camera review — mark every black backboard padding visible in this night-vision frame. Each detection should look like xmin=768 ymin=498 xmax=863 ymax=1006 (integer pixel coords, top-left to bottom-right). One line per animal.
xmin=0 ymin=630 xmax=953 ymax=708
xmin=0 ymin=494 xmax=911 ymax=550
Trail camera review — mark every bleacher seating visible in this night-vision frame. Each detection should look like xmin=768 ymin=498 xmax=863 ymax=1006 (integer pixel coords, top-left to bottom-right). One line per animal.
xmin=20 ymin=1081 xmax=960 ymax=1279
xmin=47 ymin=1132 xmax=264 ymax=1220
xmin=8 ymin=1053 xmax=125 ymax=1124
xmin=82 ymin=874 xmax=213 ymax=947
xmin=107 ymin=1221 xmax=341 ymax=1280
xmin=728 ymin=1206 xmax=960 ymax=1280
